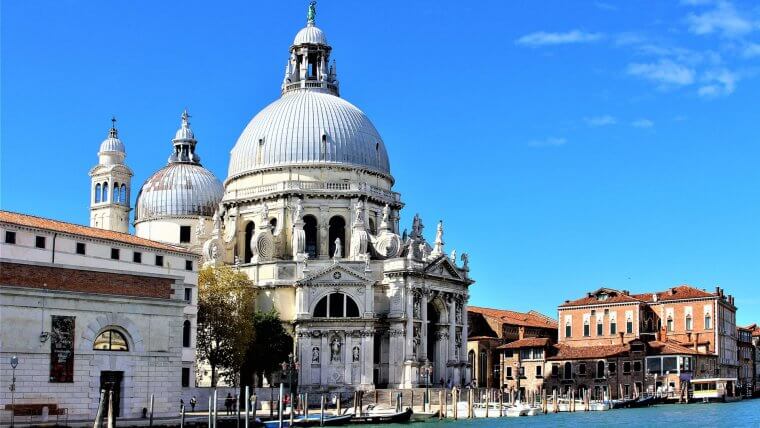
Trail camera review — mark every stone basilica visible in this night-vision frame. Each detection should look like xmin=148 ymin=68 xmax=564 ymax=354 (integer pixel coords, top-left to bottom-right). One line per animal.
xmin=89 ymin=4 xmax=473 ymax=391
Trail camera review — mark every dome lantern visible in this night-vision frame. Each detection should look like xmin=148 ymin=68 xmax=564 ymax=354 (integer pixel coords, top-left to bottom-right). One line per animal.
xmin=282 ymin=1 xmax=339 ymax=97
xmin=168 ymin=109 xmax=201 ymax=164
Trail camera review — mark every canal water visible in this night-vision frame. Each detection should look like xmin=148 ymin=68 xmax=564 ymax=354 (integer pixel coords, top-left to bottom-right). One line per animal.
xmin=365 ymin=400 xmax=760 ymax=427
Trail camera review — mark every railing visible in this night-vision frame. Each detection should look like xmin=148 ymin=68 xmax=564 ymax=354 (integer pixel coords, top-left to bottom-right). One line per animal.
xmin=224 ymin=180 xmax=401 ymax=202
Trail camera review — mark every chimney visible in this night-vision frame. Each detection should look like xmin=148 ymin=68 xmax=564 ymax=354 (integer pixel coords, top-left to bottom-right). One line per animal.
xmin=715 ymin=286 xmax=720 ymax=295
xmin=622 ymin=290 xmax=629 ymax=296
xmin=670 ymin=287 xmax=677 ymax=295
xmin=693 ymin=332 xmax=699 ymax=351
xmin=619 ymin=332 xmax=624 ymax=345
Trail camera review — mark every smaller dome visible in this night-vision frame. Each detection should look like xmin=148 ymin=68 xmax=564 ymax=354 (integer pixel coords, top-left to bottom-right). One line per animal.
xmin=99 ymin=126 xmax=125 ymax=154
xmin=293 ymin=24 xmax=327 ymax=46
xmin=135 ymin=163 xmax=223 ymax=223
xmin=99 ymin=136 xmax=125 ymax=154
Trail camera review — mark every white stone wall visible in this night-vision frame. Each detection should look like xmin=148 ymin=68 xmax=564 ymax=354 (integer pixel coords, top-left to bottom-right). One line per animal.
xmin=0 ymin=287 xmax=186 ymax=419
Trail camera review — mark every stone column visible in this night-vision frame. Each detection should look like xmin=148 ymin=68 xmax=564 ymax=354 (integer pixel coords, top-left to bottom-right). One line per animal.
xmin=405 ymin=286 xmax=414 ymax=360
xmin=364 ymin=282 xmax=374 ymax=318
xmin=421 ymin=293 xmax=428 ymax=360
xmin=362 ymin=331 xmax=373 ymax=388
xmin=448 ymin=295 xmax=457 ymax=382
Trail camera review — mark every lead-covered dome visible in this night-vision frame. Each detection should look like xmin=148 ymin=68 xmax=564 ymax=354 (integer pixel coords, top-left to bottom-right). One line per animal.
xmin=135 ymin=163 xmax=223 ymax=222
xmin=135 ymin=110 xmax=223 ymax=223
xmin=227 ymin=5 xmax=391 ymax=180
xmin=228 ymin=91 xmax=390 ymax=179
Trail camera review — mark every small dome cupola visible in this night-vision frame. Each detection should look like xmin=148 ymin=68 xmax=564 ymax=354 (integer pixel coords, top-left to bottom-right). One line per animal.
xmin=98 ymin=117 xmax=126 ymax=165
xmin=168 ymin=109 xmax=201 ymax=164
xmin=282 ymin=2 xmax=339 ymax=96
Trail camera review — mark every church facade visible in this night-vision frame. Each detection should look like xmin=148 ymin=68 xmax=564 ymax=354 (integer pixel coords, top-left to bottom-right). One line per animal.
xmin=89 ymin=4 xmax=474 ymax=391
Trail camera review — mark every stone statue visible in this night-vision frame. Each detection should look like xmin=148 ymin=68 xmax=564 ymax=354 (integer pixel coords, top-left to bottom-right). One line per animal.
xmin=413 ymin=296 xmax=421 ymax=319
xmin=412 ymin=326 xmax=421 ymax=357
xmin=196 ymin=216 xmax=206 ymax=239
xmin=461 ymin=253 xmax=469 ymax=271
xmin=293 ymin=199 xmax=303 ymax=222
xmin=307 ymin=1 xmax=317 ymax=24
xmin=353 ymin=201 xmax=364 ymax=226
xmin=352 ymin=346 xmax=360 ymax=362
xmin=333 ymin=237 xmax=342 ymax=259
xmin=234 ymin=255 xmax=241 ymax=269
xmin=432 ymin=220 xmax=444 ymax=256
xmin=450 ymin=249 xmax=457 ymax=264
xmin=379 ymin=204 xmax=390 ymax=231
xmin=261 ymin=203 xmax=269 ymax=222
xmin=210 ymin=242 xmax=219 ymax=262
xmin=330 ymin=336 xmax=341 ymax=362
xmin=455 ymin=304 xmax=462 ymax=325
xmin=419 ymin=242 xmax=428 ymax=258
xmin=212 ymin=210 xmax=221 ymax=234
xmin=312 ymin=347 xmax=320 ymax=363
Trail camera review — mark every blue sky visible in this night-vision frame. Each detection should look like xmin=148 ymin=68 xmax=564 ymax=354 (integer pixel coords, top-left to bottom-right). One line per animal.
xmin=2 ymin=1 xmax=759 ymax=325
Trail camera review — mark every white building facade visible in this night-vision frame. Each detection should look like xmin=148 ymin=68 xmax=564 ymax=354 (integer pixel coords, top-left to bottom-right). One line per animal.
xmin=0 ymin=211 xmax=199 ymax=420
xmin=200 ymin=4 xmax=474 ymax=390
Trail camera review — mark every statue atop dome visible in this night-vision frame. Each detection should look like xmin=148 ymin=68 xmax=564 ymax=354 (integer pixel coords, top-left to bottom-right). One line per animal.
xmin=307 ymin=1 xmax=317 ymax=25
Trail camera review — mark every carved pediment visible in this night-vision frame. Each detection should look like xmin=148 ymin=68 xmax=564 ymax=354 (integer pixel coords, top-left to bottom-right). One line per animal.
xmin=424 ymin=255 xmax=464 ymax=281
xmin=298 ymin=262 xmax=374 ymax=286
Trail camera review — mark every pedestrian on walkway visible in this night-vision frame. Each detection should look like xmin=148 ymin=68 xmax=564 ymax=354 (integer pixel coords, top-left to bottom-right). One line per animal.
xmin=225 ymin=393 xmax=233 ymax=415
xmin=190 ymin=395 xmax=197 ymax=412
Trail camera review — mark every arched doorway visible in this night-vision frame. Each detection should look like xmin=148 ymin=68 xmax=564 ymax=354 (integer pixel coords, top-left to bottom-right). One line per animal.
xmin=328 ymin=216 xmax=345 ymax=257
xmin=425 ymin=297 xmax=448 ymax=385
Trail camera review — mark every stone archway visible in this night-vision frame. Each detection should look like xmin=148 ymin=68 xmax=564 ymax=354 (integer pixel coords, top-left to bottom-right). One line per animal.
xmin=425 ymin=296 xmax=449 ymax=386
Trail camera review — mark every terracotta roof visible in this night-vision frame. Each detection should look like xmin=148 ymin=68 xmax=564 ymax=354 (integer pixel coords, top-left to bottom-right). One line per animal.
xmin=468 ymin=335 xmax=502 ymax=341
xmin=548 ymin=343 xmax=630 ymax=360
xmin=0 ymin=210 xmax=193 ymax=254
xmin=631 ymin=285 xmax=716 ymax=302
xmin=498 ymin=337 xmax=551 ymax=350
xmin=468 ymin=306 xmax=557 ymax=329
xmin=647 ymin=340 xmax=704 ymax=356
xmin=746 ymin=324 xmax=760 ymax=337
xmin=559 ymin=288 xmax=643 ymax=307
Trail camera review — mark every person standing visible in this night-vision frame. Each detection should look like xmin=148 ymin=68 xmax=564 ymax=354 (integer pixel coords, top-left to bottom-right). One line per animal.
xmin=190 ymin=395 xmax=197 ymax=412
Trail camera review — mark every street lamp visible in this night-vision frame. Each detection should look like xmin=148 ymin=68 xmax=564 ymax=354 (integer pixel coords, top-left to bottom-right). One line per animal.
xmin=10 ymin=356 xmax=18 ymax=428
xmin=280 ymin=353 xmax=300 ymax=409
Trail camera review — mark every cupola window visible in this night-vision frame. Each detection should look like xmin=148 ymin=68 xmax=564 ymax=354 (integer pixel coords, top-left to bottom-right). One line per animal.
xmin=95 ymin=183 xmax=102 ymax=203
xmin=102 ymin=182 xmax=109 ymax=202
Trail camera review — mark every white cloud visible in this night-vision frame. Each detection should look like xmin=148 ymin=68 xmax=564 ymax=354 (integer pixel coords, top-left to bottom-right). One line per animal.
xmin=687 ymin=1 xmax=756 ymax=38
xmin=627 ymin=60 xmax=696 ymax=86
xmin=585 ymin=115 xmax=618 ymax=127
xmin=743 ymin=43 xmax=760 ymax=58
xmin=632 ymin=119 xmax=655 ymax=128
xmin=516 ymin=30 xmax=603 ymax=47
xmin=528 ymin=137 xmax=567 ymax=147
xmin=595 ymin=2 xmax=618 ymax=11
xmin=698 ymin=69 xmax=738 ymax=96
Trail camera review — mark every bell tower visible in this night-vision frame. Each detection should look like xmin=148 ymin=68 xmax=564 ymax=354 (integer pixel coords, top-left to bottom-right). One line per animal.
xmin=89 ymin=117 xmax=133 ymax=233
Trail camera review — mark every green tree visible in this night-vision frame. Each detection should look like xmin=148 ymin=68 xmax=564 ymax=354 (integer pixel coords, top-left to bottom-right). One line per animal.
xmin=196 ymin=265 xmax=256 ymax=386
xmin=241 ymin=310 xmax=293 ymax=389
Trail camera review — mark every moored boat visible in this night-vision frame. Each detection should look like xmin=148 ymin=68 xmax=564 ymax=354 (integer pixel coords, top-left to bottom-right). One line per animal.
xmin=349 ymin=408 xmax=413 ymax=424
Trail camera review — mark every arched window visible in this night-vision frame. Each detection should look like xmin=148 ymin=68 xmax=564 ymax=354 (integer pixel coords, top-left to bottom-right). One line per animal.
xmin=328 ymin=216 xmax=346 ymax=257
xmin=312 ymin=293 xmax=360 ymax=318
xmin=113 ymin=182 xmax=120 ymax=203
xmin=666 ymin=316 xmax=674 ymax=332
xmin=95 ymin=183 xmax=102 ymax=203
xmin=564 ymin=362 xmax=572 ymax=380
xmin=102 ymin=182 xmax=109 ymax=202
xmin=468 ymin=350 xmax=476 ymax=380
xmin=479 ymin=351 xmax=488 ymax=386
xmin=183 ymin=320 xmax=191 ymax=347
xmin=120 ymin=184 xmax=127 ymax=204
xmin=583 ymin=320 xmax=590 ymax=337
xmin=244 ymin=221 xmax=255 ymax=263
xmin=93 ymin=329 xmax=129 ymax=351
xmin=704 ymin=313 xmax=712 ymax=329
xmin=597 ymin=361 xmax=605 ymax=378
xmin=269 ymin=218 xmax=277 ymax=233
xmin=368 ymin=218 xmax=376 ymax=235
xmin=565 ymin=322 xmax=571 ymax=338
xmin=304 ymin=215 xmax=318 ymax=259
xmin=685 ymin=314 xmax=693 ymax=331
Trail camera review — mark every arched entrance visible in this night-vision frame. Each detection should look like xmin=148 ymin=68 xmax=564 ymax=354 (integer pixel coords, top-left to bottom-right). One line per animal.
xmin=425 ymin=297 xmax=448 ymax=386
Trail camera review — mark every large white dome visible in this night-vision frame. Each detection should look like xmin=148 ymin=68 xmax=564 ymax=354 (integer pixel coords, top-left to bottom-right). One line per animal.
xmin=227 ymin=90 xmax=391 ymax=179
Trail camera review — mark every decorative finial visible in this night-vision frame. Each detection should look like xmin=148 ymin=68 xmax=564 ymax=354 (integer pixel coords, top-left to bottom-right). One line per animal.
xmin=109 ymin=116 xmax=118 ymax=138
xmin=181 ymin=108 xmax=191 ymax=128
xmin=307 ymin=1 xmax=317 ymax=25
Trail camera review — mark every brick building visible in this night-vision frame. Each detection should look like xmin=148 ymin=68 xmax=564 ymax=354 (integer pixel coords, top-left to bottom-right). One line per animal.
xmin=498 ymin=337 xmax=552 ymax=397
xmin=467 ymin=306 xmax=557 ymax=388
xmin=737 ymin=325 xmax=755 ymax=396
xmin=0 ymin=211 xmax=198 ymax=420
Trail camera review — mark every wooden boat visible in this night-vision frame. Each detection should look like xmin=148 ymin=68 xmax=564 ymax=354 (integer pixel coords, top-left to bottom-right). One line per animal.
xmin=349 ymin=408 xmax=413 ymax=424
xmin=259 ymin=413 xmax=353 ymax=428
xmin=628 ymin=395 xmax=656 ymax=408
xmin=410 ymin=410 xmax=439 ymax=421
